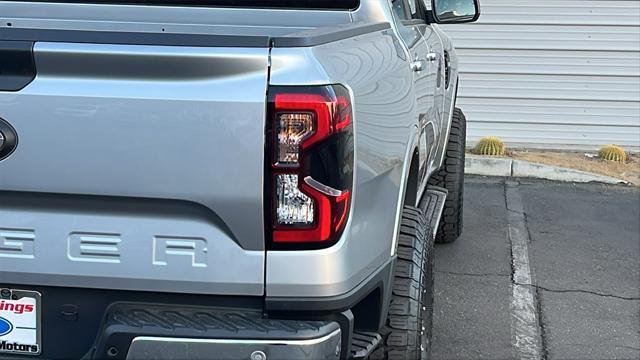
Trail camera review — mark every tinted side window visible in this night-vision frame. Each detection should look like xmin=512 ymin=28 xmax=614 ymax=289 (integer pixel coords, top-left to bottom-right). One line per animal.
xmin=406 ymin=0 xmax=418 ymax=16
xmin=394 ymin=0 xmax=428 ymax=22
xmin=392 ymin=0 xmax=411 ymax=21
xmin=412 ymin=0 xmax=428 ymax=20
xmin=391 ymin=0 xmax=423 ymax=48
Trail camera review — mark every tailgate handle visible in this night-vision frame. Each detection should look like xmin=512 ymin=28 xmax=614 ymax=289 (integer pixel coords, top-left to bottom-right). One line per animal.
xmin=0 ymin=40 xmax=36 ymax=91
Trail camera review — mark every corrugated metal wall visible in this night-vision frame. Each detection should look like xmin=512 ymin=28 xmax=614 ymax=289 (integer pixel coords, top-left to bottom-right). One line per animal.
xmin=442 ymin=0 xmax=640 ymax=151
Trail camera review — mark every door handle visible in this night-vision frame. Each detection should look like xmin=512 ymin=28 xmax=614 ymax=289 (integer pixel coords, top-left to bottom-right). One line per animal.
xmin=410 ymin=60 xmax=425 ymax=72
xmin=426 ymin=52 xmax=438 ymax=62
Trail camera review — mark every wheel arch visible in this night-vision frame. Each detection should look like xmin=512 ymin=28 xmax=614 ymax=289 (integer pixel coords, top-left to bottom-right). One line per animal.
xmin=389 ymin=127 xmax=421 ymax=256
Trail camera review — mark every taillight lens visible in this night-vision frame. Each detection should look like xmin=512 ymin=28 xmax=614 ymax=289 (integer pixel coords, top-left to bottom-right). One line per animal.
xmin=266 ymin=85 xmax=354 ymax=249
xmin=275 ymin=113 xmax=314 ymax=167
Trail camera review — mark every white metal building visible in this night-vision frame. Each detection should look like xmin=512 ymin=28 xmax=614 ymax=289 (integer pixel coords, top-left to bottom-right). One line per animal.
xmin=442 ymin=0 xmax=640 ymax=151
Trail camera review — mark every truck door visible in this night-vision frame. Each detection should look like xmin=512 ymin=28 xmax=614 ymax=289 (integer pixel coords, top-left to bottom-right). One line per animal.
xmin=391 ymin=0 xmax=439 ymax=192
xmin=420 ymin=4 xmax=447 ymax=176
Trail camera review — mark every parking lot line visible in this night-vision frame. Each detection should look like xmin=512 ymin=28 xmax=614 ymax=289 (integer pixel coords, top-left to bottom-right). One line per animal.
xmin=506 ymin=181 xmax=544 ymax=360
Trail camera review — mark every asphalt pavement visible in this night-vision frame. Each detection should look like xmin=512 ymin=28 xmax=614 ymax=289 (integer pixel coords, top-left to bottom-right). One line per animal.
xmin=431 ymin=177 xmax=640 ymax=360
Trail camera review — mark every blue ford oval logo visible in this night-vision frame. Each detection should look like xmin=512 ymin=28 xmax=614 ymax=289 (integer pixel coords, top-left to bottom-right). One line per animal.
xmin=0 ymin=316 xmax=13 ymax=337
xmin=0 ymin=118 xmax=18 ymax=161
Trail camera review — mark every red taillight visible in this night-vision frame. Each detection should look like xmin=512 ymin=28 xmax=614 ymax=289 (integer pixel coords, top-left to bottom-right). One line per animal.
xmin=266 ymin=85 xmax=354 ymax=249
xmin=274 ymin=93 xmax=333 ymax=152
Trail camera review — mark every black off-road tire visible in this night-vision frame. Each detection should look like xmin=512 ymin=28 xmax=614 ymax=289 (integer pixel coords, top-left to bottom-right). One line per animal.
xmin=371 ymin=206 xmax=434 ymax=360
xmin=428 ymin=107 xmax=466 ymax=243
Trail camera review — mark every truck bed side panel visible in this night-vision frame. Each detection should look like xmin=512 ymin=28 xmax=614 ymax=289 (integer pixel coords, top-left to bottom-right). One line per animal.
xmin=267 ymin=27 xmax=419 ymax=297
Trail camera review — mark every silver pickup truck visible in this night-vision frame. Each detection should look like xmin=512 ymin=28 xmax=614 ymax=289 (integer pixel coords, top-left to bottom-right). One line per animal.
xmin=0 ymin=0 xmax=479 ymax=359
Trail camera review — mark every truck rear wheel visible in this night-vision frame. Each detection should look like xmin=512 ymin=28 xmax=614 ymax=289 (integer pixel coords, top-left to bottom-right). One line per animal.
xmin=428 ymin=107 xmax=466 ymax=243
xmin=372 ymin=206 xmax=434 ymax=360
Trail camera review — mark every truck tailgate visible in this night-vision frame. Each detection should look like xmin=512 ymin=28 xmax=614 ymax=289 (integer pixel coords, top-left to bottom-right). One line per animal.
xmin=0 ymin=40 xmax=269 ymax=295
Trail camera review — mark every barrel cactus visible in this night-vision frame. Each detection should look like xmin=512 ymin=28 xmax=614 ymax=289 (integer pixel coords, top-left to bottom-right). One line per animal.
xmin=599 ymin=145 xmax=627 ymax=163
xmin=474 ymin=136 xmax=506 ymax=156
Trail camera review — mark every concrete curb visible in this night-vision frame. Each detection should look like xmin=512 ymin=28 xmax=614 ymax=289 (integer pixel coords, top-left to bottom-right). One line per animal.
xmin=465 ymin=154 xmax=629 ymax=185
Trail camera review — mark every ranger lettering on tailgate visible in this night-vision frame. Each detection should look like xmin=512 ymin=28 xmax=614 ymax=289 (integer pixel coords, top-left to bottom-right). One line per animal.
xmin=1 ymin=230 xmax=208 ymax=268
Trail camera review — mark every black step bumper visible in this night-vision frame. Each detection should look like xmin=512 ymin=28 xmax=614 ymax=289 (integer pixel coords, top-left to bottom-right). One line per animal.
xmin=0 ymin=284 xmax=355 ymax=360
xmin=89 ymin=303 xmax=341 ymax=360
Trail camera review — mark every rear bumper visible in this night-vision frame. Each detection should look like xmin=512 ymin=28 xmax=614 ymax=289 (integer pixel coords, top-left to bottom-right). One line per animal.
xmin=0 ymin=285 xmax=346 ymax=359
xmin=0 ymin=283 xmax=352 ymax=360
xmin=1 ymin=260 xmax=395 ymax=359
xmin=125 ymin=331 xmax=341 ymax=360
xmin=0 ymin=261 xmax=393 ymax=360
xmin=2 ymin=257 xmax=392 ymax=360
xmin=90 ymin=303 xmax=342 ymax=360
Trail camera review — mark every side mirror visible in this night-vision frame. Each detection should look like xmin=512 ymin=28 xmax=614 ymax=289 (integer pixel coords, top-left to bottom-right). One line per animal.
xmin=431 ymin=0 xmax=480 ymax=24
